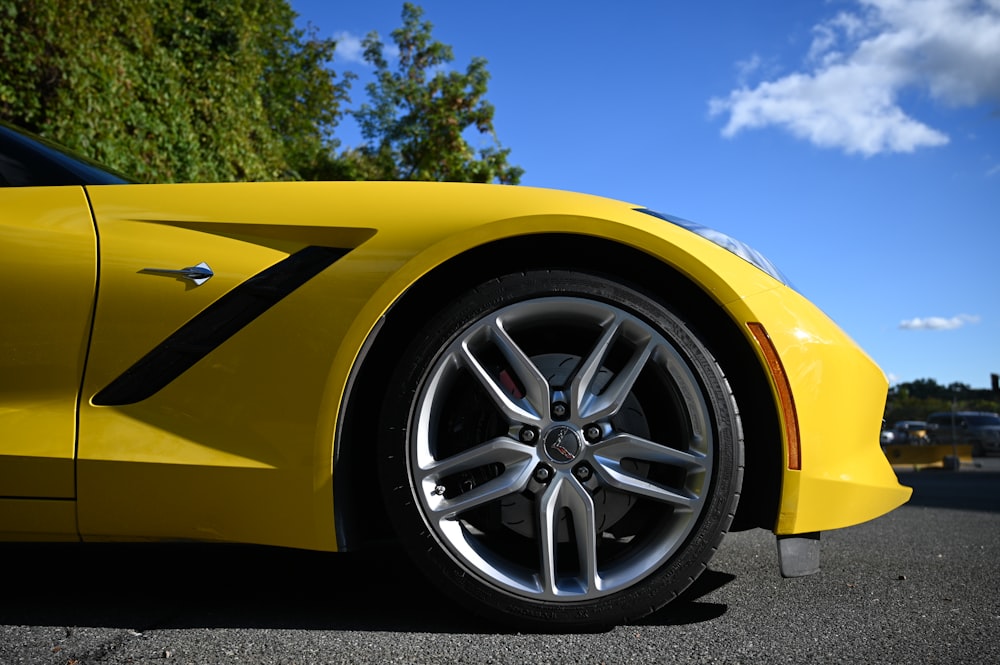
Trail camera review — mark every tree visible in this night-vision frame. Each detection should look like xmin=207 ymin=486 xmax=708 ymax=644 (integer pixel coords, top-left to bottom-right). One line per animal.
xmin=0 ymin=0 xmax=351 ymax=182
xmin=885 ymin=378 xmax=999 ymax=424
xmin=0 ymin=2 xmax=520 ymax=184
xmin=342 ymin=3 xmax=522 ymax=184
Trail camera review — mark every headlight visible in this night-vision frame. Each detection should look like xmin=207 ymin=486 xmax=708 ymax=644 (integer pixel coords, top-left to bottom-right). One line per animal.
xmin=636 ymin=208 xmax=788 ymax=286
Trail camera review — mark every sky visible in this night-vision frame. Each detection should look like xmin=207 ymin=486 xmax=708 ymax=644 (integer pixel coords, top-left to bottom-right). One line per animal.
xmin=290 ymin=0 xmax=1000 ymax=389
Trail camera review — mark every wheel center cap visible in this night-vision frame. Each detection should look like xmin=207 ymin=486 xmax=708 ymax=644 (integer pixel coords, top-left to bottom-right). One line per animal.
xmin=543 ymin=426 xmax=581 ymax=464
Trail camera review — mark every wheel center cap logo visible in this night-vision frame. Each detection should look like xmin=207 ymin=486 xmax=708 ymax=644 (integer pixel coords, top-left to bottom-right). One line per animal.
xmin=543 ymin=426 xmax=581 ymax=463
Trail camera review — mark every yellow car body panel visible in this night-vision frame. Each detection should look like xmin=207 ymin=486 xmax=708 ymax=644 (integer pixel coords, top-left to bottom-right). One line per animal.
xmin=728 ymin=287 xmax=913 ymax=533
xmin=0 ymin=180 xmax=909 ymax=549
xmin=77 ymin=185 xmax=376 ymax=549
xmin=0 ymin=498 xmax=78 ymax=541
xmin=0 ymin=187 xmax=96 ymax=500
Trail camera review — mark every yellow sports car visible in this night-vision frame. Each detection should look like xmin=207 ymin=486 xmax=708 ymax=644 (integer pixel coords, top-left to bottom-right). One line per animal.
xmin=0 ymin=122 xmax=909 ymax=629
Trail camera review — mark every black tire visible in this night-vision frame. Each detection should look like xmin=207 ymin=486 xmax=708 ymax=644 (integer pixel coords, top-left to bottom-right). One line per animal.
xmin=378 ymin=271 xmax=743 ymax=629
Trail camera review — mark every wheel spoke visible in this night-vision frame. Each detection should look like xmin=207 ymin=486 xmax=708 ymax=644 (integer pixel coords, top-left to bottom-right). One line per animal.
xmin=458 ymin=318 xmax=549 ymax=423
xmin=433 ymin=469 xmax=533 ymax=519
xmin=420 ymin=438 xmax=536 ymax=519
xmin=592 ymin=433 xmax=708 ymax=471
xmin=491 ymin=316 xmax=552 ymax=415
xmin=572 ymin=316 xmax=654 ymax=421
xmin=537 ymin=475 xmax=599 ymax=596
xmin=419 ymin=436 xmax=534 ymax=480
xmin=592 ymin=455 xmax=699 ymax=510
xmin=537 ymin=480 xmax=560 ymax=595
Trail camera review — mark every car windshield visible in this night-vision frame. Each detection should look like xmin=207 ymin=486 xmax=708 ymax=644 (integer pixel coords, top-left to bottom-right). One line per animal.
xmin=967 ymin=415 xmax=1000 ymax=426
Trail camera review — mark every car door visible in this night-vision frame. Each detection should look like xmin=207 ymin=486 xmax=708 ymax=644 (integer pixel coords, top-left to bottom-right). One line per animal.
xmin=0 ymin=187 xmax=97 ymax=506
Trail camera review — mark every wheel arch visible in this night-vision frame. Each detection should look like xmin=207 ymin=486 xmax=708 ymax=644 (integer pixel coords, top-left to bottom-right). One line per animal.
xmin=334 ymin=233 xmax=782 ymax=550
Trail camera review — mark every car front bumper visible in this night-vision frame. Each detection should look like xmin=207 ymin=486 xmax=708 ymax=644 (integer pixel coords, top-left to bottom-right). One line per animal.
xmin=730 ymin=285 xmax=913 ymax=535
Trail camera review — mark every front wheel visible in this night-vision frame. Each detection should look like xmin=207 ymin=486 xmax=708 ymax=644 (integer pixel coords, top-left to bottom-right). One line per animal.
xmin=378 ymin=271 xmax=744 ymax=629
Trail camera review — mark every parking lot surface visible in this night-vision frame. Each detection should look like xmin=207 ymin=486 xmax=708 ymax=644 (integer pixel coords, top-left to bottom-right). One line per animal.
xmin=2 ymin=459 xmax=998 ymax=664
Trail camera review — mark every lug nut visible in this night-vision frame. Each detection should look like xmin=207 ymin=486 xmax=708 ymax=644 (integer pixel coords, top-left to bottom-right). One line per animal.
xmin=584 ymin=425 xmax=602 ymax=442
xmin=551 ymin=402 xmax=569 ymax=419
xmin=519 ymin=426 xmax=538 ymax=443
xmin=534 ymin=465 xmax=551 ymax=482
xmin=574 ymin=465 xmax=591 ymax=480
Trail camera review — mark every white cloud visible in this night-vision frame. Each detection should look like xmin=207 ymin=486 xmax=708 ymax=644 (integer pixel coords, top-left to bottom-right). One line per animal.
xmin=899 ymin=314 xmax=981 ymax=330
xmin=709 ymin=0 xmax=1000 ymax=155
xmin=333 ymin=31 xmax=400 ymax=67
xmin=734 ymin=54 xmax=762 ymax=85
xmin=334 ymin=31 xmax=366 ymax=65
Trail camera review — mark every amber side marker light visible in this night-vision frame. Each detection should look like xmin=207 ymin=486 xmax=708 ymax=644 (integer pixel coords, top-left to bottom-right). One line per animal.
xmin=747 ymin=322 xmax=801 ymax=470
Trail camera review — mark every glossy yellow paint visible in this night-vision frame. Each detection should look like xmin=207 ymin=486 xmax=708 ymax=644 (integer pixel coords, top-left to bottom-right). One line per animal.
xmin=729 ymin=287 xmax=912 ymax=533
xmin=72 ymin=182 xmax=783 ymax=550
xmin=2 ymin=180 xmax=908 ymax=548
xmin=0 ymin=187 xmax=95 ymax=500
xmin=309 ymin=182 xmax=908 ymax=537
xmin=299 ymin=181 xmax=909 ymax=537
xmin=78 ymin=185 xmax=372 ymax=549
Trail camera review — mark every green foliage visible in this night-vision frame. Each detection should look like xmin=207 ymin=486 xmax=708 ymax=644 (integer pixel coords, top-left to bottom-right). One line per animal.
xmin=0 ymin=1 xmax=521 ymax=184
xmin=885 ymin=378 xmax=999 ymax=423
xmin=0 ymin=0 xmax=350 ymax=182
xmin=335 ymin=3 xmax=522 ymax=184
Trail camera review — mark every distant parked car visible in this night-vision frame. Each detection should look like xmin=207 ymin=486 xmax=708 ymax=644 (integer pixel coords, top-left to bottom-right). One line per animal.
xmin=926 ymin=412 xmax=1000 ymax=456
xmin=891 ymin=420 xmax=929 ymax=445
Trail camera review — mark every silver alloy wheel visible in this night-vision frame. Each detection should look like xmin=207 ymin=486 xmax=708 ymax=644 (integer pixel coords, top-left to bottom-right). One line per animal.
xmin=408 ymin=296 xmax=714 ymax=601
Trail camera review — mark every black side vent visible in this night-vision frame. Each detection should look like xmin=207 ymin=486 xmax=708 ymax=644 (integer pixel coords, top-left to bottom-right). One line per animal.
xmin=93 ymin=245 xmax=347 ymax=407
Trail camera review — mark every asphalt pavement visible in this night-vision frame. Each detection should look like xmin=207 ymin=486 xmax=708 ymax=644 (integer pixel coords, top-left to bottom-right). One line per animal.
xmin=1 ymin=460 xmax=998 ymax=664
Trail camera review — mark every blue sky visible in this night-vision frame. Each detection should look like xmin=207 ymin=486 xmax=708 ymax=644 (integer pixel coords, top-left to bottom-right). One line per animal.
xmin=291 ymin=0 xmax=1000 ymax=389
